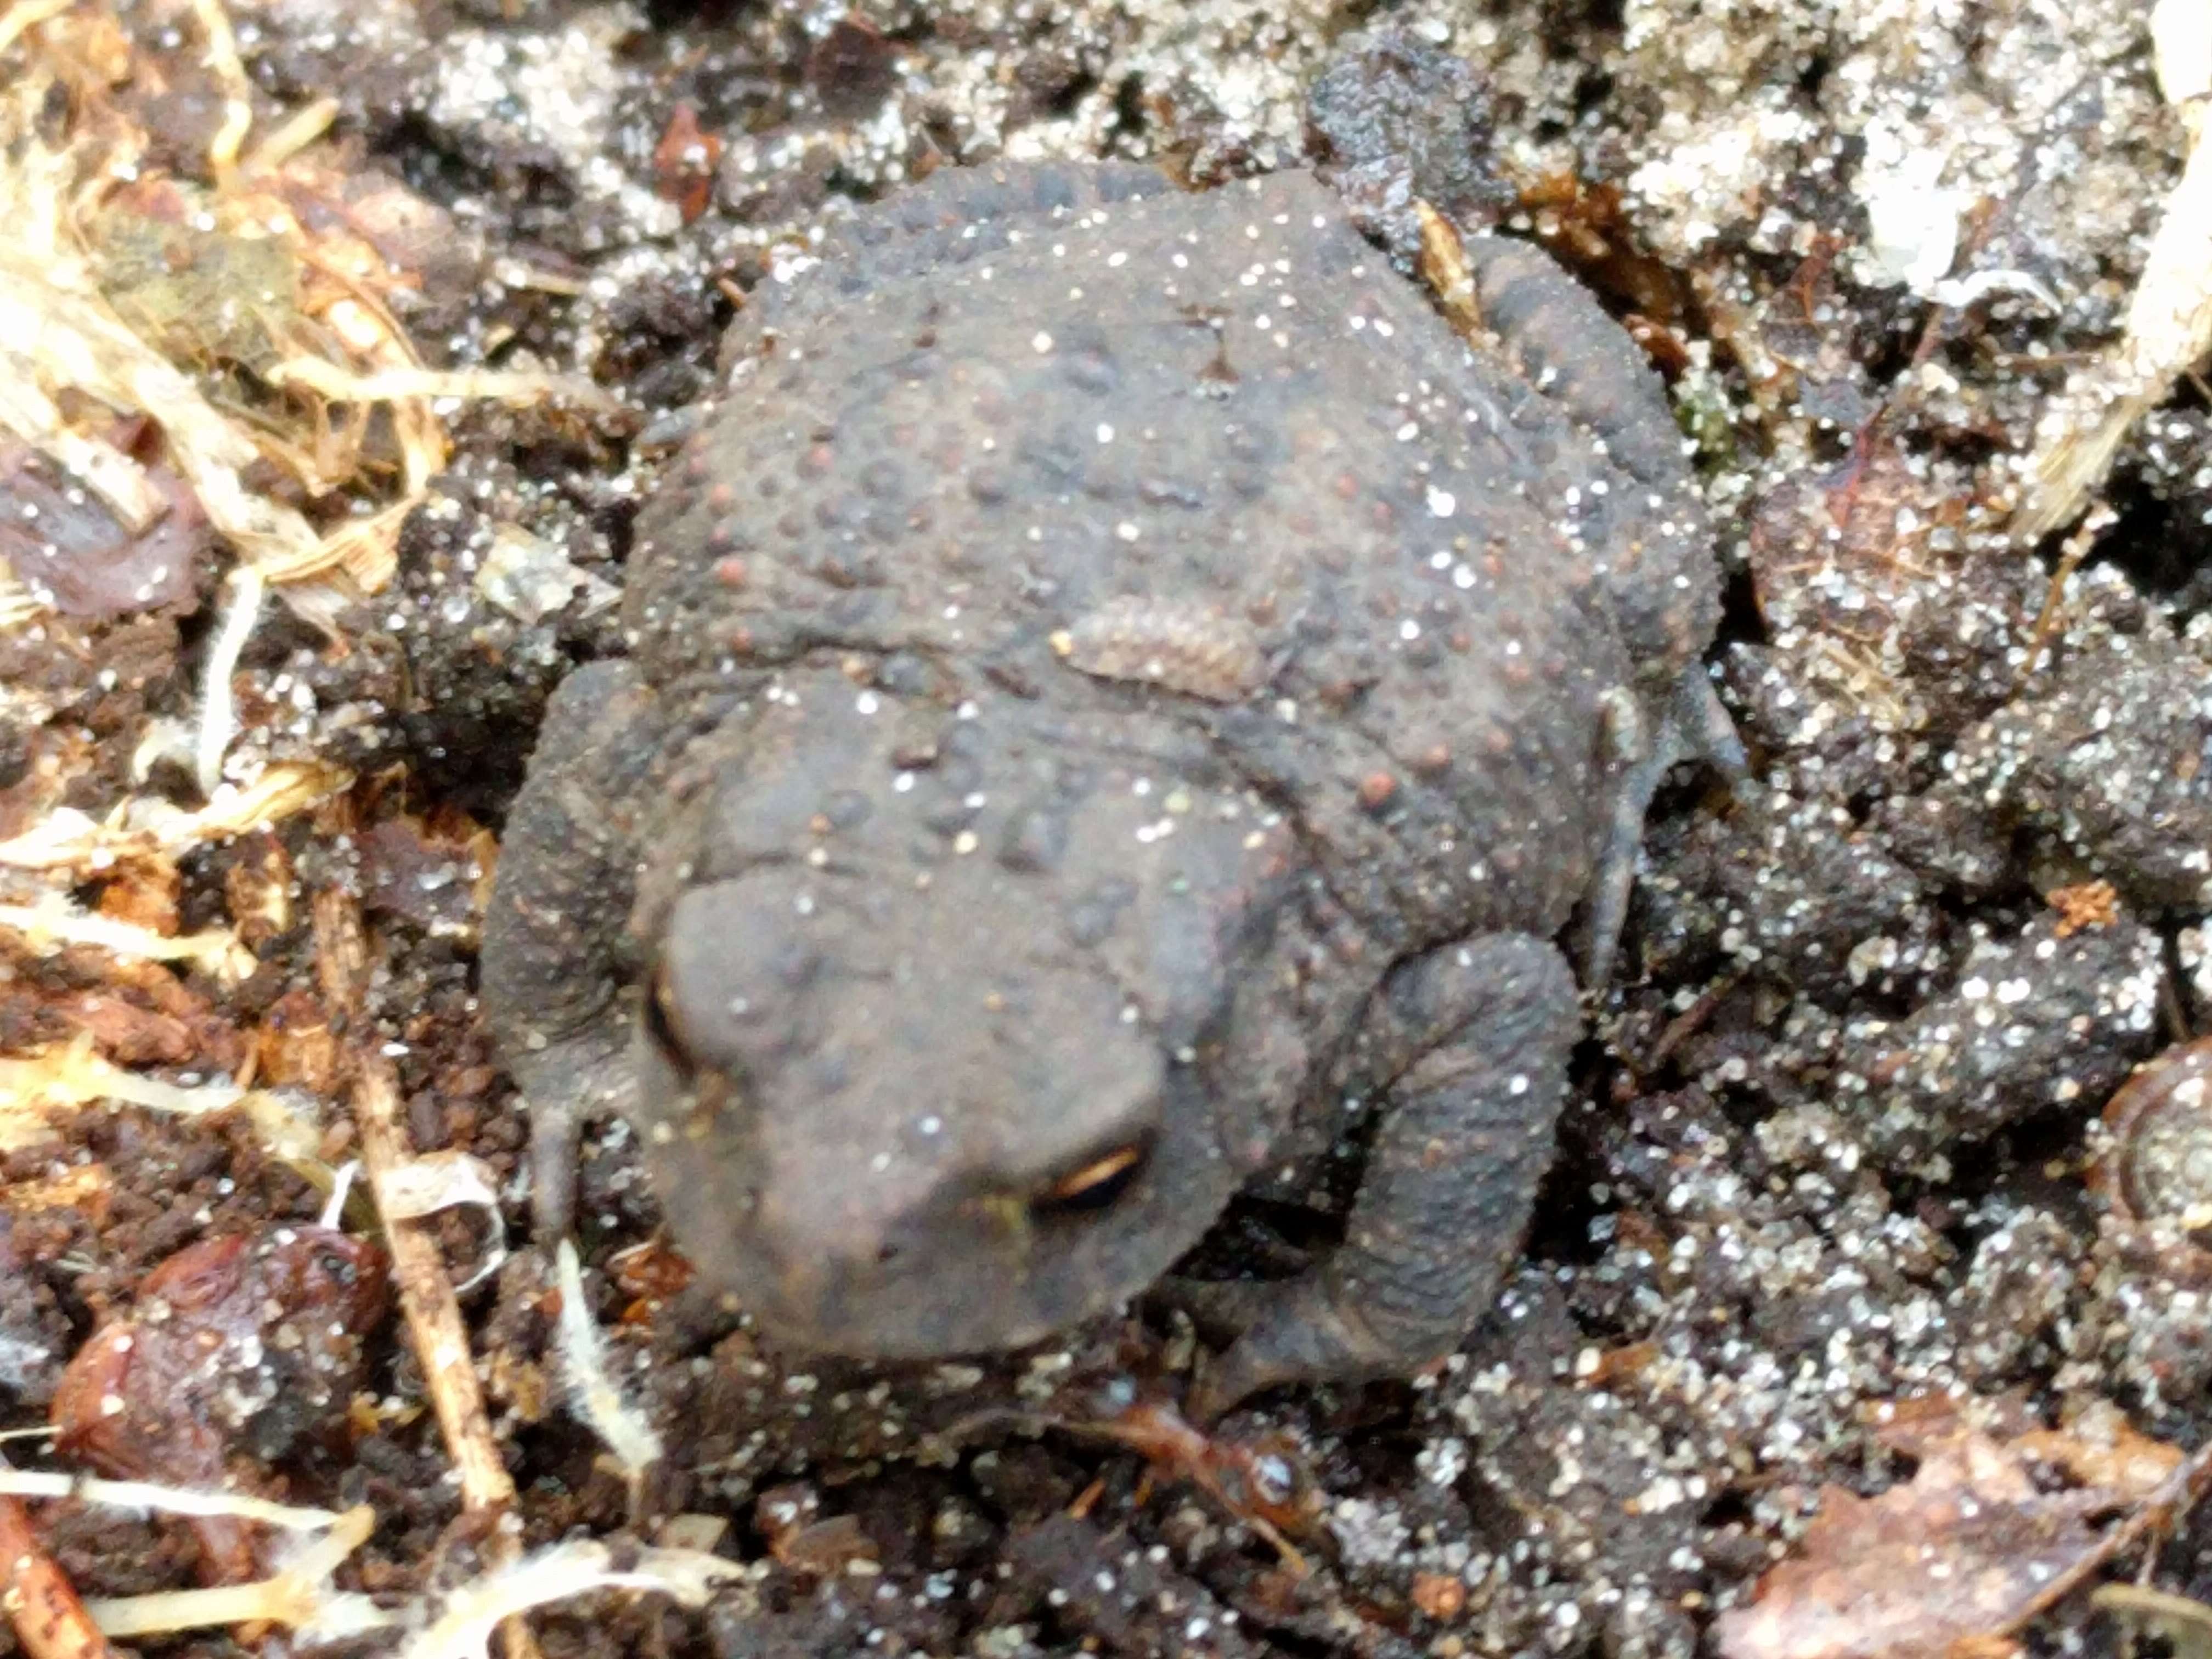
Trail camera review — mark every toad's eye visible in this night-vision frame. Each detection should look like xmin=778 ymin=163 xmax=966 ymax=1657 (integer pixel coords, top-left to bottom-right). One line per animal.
xmin=642 ymin=964 xmax=693 ymax=1075
xmin=1031 ymin=1139 xmax=1151 ymax=1220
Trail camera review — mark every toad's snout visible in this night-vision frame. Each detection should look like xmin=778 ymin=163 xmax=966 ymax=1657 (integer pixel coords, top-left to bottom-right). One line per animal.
xmin=719 ymin=1061 xmax=1172 ymax=1358
xmin=740 ymin=1178 xmax=1066 ymax=1355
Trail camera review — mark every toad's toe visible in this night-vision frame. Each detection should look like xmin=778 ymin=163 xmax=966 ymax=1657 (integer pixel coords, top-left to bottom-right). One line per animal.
xmin=1579 ymin=664 xmax=1746 ymax=991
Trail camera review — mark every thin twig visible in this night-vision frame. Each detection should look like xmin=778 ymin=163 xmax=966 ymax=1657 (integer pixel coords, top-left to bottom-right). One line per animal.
xmin=0 ymin=1470 xmax=340 ymax=1531
xmin=1645 ymin=977 xmax=1736 ymax=1072
xmin=2006 ymin=1435 xmax=2212 ymax=1640
xmin=186 ymin=0 xmax=253 ymax=182
xmin=308 ymin=799 xmax=540 ymax=1659
xmin=2021 ymin=503 xmax=2114 ymax=685
xmin=2012 ymin=6 xmax=2211 ymax=541
xmin=349 ymin=1053 xmax=520 ymax=1513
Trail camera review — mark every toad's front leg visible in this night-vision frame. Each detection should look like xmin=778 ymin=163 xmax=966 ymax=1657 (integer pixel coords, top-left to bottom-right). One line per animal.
xmin=481 ymin=659 xmax=659 ymax=1243
xmin=1188 ymin=933 xmax=1578 ymax=1420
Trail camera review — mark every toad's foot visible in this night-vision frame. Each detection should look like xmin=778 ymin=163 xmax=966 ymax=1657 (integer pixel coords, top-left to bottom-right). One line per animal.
xmin=1185 ymin=933 xmax=1578 ymax=1420
xmin=1578 ymin=663 xmax=1747 ymax=992
xmin=515 ymin=1026 xmax=637 ymax=1245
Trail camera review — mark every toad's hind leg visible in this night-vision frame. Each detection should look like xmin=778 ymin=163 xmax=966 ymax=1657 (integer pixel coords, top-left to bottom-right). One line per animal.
xmin=479 ymin=660 xmax=658 ymax=1243
xmin=1185 ymin=933 xmax=1579 ymax=1420
xmin=1578 ymin=664 xmax=1747 ymax=991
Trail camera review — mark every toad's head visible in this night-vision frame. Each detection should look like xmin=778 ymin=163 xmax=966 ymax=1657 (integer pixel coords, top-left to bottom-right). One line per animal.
xmin=627 ymin=679 xmax=1280 ymax=1358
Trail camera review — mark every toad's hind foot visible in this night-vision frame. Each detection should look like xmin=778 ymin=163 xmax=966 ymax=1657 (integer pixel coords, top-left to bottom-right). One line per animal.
xmin=1578 ymin=664 xmax=1746 ymax=992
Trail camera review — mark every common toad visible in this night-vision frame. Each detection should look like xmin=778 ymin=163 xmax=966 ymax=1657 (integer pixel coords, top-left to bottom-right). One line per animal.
xmin=481 ymin=162 xmax=1734 ymax=1414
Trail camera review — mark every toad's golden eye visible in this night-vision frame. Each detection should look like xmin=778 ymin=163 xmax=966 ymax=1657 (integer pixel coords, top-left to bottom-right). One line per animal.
xmin=1032 ymin=1141 xmax=1150 ymax=1218
xmin=642 ymin=963 xmax=693 ymax=1075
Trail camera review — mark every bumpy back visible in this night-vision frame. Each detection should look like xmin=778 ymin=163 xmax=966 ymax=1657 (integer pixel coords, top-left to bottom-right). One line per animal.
xmin=626 ymin=163 xmax=1708 ymax=950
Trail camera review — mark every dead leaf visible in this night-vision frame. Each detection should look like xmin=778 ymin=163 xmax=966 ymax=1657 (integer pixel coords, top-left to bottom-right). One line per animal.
xmin=1714 ymin=1399 xmax=2183 ymax=1659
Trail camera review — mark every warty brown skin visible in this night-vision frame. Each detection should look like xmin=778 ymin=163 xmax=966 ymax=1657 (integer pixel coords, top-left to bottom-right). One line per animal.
xmin=481 ymin=161 xmax=1730 ymax=1414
